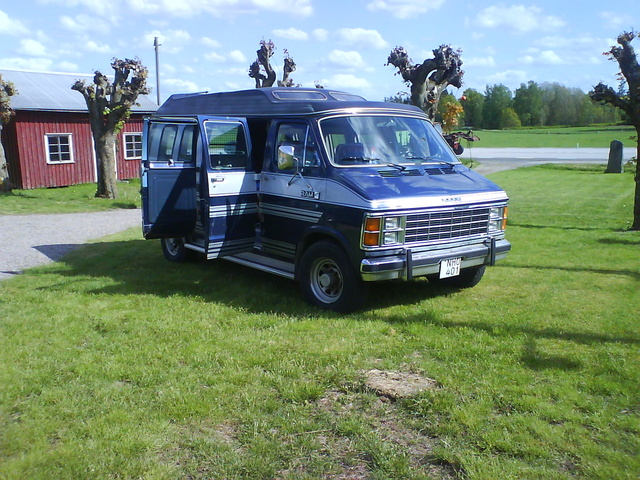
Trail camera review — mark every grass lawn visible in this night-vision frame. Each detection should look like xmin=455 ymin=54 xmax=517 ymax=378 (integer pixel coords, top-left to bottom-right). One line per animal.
xmin=1 ymin=165 xmax=638 ymax=479
xmin=470 ymin=125 xmax=636 ymax=149
xmin=0 ymin=179 xmax=141 ymax=215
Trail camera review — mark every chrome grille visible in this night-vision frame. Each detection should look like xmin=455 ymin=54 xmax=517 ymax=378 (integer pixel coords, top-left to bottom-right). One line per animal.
xmin=405 ymin=207 xmax=490 ymax=243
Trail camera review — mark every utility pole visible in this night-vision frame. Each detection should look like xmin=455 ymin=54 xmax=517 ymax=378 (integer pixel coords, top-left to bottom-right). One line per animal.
xmin=154 ymin=37 xmax=161 ymax=105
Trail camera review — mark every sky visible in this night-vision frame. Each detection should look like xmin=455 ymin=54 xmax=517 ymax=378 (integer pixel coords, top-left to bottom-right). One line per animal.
xmin=0 ymin=0 xmax=638 ymax=104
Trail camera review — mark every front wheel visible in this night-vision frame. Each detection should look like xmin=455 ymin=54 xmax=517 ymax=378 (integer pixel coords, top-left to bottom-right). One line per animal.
xmin=299 ymin=241 xmax=368 ymax=313
xmin=161 ymin=237 xmax=196 ymax=263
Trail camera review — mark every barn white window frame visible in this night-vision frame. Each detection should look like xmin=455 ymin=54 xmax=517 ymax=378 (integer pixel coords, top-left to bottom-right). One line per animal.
xmin=45 ymin=133 xmax=75 ymax=164
xmin=123 ymin=132 xmax=143 ymax=160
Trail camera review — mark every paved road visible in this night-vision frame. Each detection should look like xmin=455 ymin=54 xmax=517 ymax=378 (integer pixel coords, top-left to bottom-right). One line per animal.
xmin=460 ymin=147 xmax=636 ymax=175
xmin=0 ymin=209 xmax=142 ymax=281
xmin=0 ymin=147 xmax=634 ymax=281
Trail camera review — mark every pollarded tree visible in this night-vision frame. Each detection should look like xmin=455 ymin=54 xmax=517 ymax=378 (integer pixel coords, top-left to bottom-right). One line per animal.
xmin=0 ymin=74 xmax=17 ymax=192
xmin=248 ymin=40 xmax=297 ymax=88
xmin=590 ymin=31 xmax=640 ymax=230
xmin=386 ymin=45 xmax=464 ymax=122
xmin=72 ymin=58 xmax=150 ymax=199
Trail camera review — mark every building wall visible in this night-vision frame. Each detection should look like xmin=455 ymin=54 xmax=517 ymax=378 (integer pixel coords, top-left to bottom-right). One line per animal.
xmin=2 ymin=110 xmax=146 ymax=189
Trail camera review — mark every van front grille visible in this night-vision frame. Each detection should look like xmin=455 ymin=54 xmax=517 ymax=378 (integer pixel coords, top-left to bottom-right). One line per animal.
xmin=404 ymin=207 xmax=490 ymax=244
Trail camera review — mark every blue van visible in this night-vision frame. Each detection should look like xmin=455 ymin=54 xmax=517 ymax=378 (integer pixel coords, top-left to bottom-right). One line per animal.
xmin=141 ymin=88 xmax=510 ymax=312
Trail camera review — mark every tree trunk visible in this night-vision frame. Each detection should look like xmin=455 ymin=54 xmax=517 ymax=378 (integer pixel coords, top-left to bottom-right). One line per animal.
xmin=632 ymin=125 xmax=640 ymax=230
xmin=94 ymin=133 xmax=118 ymax=199
xmin=0 ymin=124 xmax=12 ymax=192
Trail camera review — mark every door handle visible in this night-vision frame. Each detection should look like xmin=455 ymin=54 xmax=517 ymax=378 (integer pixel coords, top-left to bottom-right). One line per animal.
xmin=211 ymin=177 xmax=225 ymax=183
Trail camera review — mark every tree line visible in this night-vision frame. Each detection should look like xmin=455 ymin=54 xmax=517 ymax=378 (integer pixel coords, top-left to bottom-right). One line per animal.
xmin=387 ymin=81 xmax=623 ymax=130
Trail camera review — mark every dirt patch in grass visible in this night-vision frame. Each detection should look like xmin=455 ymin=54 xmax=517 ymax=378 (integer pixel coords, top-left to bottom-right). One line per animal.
xmin=364 ymin=369 xmax=439 ymax=399
xmin=300 ymin=373 xmax=461 ymax=480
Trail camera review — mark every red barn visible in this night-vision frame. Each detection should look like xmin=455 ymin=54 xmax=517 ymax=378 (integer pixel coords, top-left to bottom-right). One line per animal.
xmin=1 ymin=69 xmax=158 ymax=189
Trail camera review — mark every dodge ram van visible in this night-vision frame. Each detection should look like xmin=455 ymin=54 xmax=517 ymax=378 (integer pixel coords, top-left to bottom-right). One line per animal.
xmin=141 ymin=88 xmax=510 ymax=311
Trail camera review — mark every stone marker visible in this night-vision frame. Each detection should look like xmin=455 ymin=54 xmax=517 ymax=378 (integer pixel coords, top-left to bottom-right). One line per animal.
xmin=606 ymin=140 xmax=624 ymax=173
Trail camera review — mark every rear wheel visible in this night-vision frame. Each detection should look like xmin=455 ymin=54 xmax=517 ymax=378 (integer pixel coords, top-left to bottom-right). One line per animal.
xmin=161 ymin=237 xmax=196 ymax=263
xmin=299 ymin=241 xmax=367 ymax=312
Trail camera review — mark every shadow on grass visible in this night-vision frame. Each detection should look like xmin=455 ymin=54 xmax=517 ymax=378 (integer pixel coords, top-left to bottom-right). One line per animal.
xmin=38 ymin=238 xmax=640 ymax=365
xmin=508 ymin=222 xmax=613 ymax=232
xmin=521 ymin=337 xmax=582 ymax=371
xmin=45 ymin=239 xmax=445 ymax=316
xmin=34 ymin=244 xmax=84 ymax=262
xmin=502 ymin=262 xmax=640 ymax=280
xmin=598 ymin=237 xmax=640 ymax=246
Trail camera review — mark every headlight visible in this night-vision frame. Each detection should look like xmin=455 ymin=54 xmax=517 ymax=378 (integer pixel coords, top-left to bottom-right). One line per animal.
xmin=489 ymin=206 xmax=508 ymax=232
xmin=363 ymin=215 xmax=405 ymax=247
xmin=384 ymin=217 xmax=401 ymax=230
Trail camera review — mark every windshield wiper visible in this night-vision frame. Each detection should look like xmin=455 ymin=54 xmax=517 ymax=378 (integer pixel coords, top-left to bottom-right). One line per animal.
xmin=405 ymin=156 xmax=457 ymax=166
xmin=387 ymin=163 xmax=407 ymax=171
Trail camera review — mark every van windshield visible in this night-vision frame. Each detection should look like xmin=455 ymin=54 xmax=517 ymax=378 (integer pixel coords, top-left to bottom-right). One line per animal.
xmin=320 ymin=115 xmax=460 ymax=167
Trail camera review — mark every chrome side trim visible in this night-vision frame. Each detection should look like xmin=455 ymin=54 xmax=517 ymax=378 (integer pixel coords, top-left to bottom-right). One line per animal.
xmin=223 ymin=252 xmax=296 ymax=279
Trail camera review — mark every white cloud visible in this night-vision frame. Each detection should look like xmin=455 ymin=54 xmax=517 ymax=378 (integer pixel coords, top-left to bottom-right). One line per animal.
xmin=163 ymin=77 xmax=202 ymax=93
xmin=312 ymin=29 xmax=329 ymax=42
xmin=125 ymin=0 xmax=312 ymax=18
xmin=205 ymin=52 xmax=226 ymax=62
xmin=323 ymin=50 xmax=372 ymax=71
xmin=272 ymin=28 xmax=308 ymax=41
xmin=251 ymin=0 xmax=312 ymax=17
xmin=228 ymin=50 xmax=247 ymax=63
xmin=17 ymin=39 xmax=47 ymax=57
xmin=465 ymin=56 xmax=496 ymax=68
xmin=0 ymin=57 xmax=54 ymax=71
xmin=143 ymin=30 xmax=191 ymax=54
xmin=0 ymin=10 xmax=29 ymax=35
xmin=598 ymin=11 xmax=635 ymax=30
xmin=56 ymin=61 xmax=80 ymax=71
xmin=484 ymin=70 xmax=528 ymax=86
xmin=60 ymin=14 xmax=110 ymax=34
xmin=205 ymin=50 xmax=247 ymax=63
xmin=367 ymin=0 xmax=445 ymax=19
xmin=83 ymin=40 xmax=112 ymax=53
xmin=338 ymin=28 xmax=388 ymax=49
xmin=476 ymin=5 xmax=565 ymax=33
xmin=537 ymin=50 xmax=564 ymax=65
xmin=201 ymin=37 xmax=221 ymax=48
xmin=322 ymin=73 xmax=372 ymax=91
xmin=40 ymin=0 xmax=114 ymax=17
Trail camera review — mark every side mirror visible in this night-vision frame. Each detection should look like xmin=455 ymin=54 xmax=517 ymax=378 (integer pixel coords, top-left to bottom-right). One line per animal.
xmin=277 ymin=145 xmax=296 ymax=170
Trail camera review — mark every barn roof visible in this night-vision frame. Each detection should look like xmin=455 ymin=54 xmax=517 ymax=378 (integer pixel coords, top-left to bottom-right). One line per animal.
xmin=0 ymin=69 xmax=158 ymax=113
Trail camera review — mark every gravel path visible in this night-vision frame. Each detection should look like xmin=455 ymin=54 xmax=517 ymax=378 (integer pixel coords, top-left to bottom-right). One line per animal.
xmin=0 ymin=209 xmax=142 ymax=281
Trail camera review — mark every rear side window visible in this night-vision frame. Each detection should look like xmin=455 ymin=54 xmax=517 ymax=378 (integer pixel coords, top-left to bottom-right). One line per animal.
xmin=147 ymin=123 xmax=196 ymax=166
xmin=205 ymin=121 xmax=248 ymax=170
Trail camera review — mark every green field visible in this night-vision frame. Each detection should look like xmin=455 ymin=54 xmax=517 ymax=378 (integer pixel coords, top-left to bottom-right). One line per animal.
xmin=463 ymin=125 xmax=636 ymax=149
xmin=0 ymin=179 xmax=141 ymax=215
xmin=1 ymin=164 xmax=638 ymax=479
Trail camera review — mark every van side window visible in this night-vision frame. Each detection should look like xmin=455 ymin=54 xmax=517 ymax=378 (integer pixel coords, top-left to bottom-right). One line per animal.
xmin=205 ymin=121 xmax=248 ymax=170
xmin=177 ymin=125 xmax=196 ymax=165
xmin=158 ymin=124 xmax=179 ymax=162
xmin=274 ymin=123 xmax=320 ymax=172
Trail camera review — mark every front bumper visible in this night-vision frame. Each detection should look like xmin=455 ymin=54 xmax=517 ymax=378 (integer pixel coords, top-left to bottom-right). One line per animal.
xmin=360 ymin=238 xmax=511 ymax=281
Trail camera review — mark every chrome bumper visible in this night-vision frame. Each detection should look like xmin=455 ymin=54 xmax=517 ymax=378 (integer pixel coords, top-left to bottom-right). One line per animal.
xmin=360 ymin=238 xmax=511 ymax=281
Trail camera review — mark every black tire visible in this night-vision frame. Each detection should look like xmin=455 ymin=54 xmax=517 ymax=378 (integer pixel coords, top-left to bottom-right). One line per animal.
xmin=299 ymin=241 xmax=368 ymax=313
xmin=430 ymin=265 xmax=486 ymax=289
xmin=160 ymin=237 xmax=196 ymax=263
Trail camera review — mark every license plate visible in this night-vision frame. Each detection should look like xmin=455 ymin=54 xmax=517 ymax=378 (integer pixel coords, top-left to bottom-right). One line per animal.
xmin=440 ymin=257 xmax=461 ymax=279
